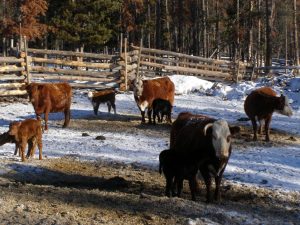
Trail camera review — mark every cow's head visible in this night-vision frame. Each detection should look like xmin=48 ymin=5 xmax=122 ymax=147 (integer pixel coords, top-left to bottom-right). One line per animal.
xmin=26 ymin=83 xmax=40 ymax=104
xmin=276 ymin=94 xmax=293 ymax=117
xmin=204 ymin=120 xmax=240 ymax=175
xmin=133 ymin=77 xmax=144 ymax=97
xmin=9 ymin=121 xmax=21 ymax=136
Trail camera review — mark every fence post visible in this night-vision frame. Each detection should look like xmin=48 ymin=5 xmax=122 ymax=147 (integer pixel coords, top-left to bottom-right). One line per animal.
xmin=136 ymin=39 xmax=143 ymax=78
xmin=24 ymin=36 xmax=31 ymax=83
xmin=124 ymin=36 xmax=128 ymax=91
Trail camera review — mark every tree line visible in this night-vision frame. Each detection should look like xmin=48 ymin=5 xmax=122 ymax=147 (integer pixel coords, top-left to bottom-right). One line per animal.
xmin=0 ymin=0 xmax=299 ymax=67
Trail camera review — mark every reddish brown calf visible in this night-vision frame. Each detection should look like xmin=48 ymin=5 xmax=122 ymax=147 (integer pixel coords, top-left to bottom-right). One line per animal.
xmin=9 ymin=118 xmax=43 ymax=162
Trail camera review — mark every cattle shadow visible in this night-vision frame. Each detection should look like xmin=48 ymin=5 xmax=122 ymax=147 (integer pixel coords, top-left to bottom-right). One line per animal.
xmin=3 ymin=163 xmax=136 ymax=192
xmin=0 ymin=162 xmax=298 ymax=223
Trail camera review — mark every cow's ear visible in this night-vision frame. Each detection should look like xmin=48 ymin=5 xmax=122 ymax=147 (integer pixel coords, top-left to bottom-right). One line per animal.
xmin=230 ymin=126 xmax=240 ymax=135
xmin=203 ymin=123 xmax=213 ymax=136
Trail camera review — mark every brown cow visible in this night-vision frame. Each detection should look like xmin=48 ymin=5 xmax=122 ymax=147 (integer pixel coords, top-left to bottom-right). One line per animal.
xmin=88 ymin=89 xmax=116 ymax=115
xmin=26 ymin=82 xmax=72 ymax=130
xmin=133 ymin=76 xmax=175 ymax=124
xmin=170 ymin=115 xmax=240 ymax=202
xmin=244 ymin=87 xmax=293 ymax=141
xmin=170 ymin=112 xmax=210 ymax=149
xmin=8 ymin=118 xmax=43 ymax=162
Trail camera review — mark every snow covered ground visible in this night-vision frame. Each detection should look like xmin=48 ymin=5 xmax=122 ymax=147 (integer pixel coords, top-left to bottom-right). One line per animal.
xmin=0 ymin=74 xmax=299 ymax=193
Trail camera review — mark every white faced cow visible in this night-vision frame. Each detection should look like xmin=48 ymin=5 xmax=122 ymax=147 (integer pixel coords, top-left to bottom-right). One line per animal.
xmin=133 ymin=76 xmax=175 ymax=124
xmin=169 ymin=116 xmax=240 ymax=202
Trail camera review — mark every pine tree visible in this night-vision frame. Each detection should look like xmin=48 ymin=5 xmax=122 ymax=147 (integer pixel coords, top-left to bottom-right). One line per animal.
xmin=51 ymin=0 xmax=121 ymax=51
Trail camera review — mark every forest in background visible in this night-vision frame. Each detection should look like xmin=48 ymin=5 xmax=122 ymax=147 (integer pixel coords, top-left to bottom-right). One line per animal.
xmin=0 ymin=0 xmax=299 ymax=68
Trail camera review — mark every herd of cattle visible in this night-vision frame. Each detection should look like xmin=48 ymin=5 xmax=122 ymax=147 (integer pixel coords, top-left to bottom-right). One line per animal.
xmin=0 ymin=76 xmax=294 ymax=203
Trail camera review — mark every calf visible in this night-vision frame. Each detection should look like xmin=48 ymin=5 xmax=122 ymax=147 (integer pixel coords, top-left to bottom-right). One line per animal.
xmin=88 ymin=89 xmax=116 ymax=115
xmin=26 ymin=82 xmax=72 ymax=130
xmin=152 ymin=98 xmax=172 ymax=124
xmin=172 ymin=118 xmax=240 ymax=202
xmin=159 ymin=149 xmax=199 ymax=201
xmin=0 ymin=131 xmax=36 ymax=157
xmin=244 ymin=87 xmax=293 ymax=141
xmin=8 ymin=118 xmax=43 ymax=162
xmin=134 ymin=76 xmax=175 ymax=124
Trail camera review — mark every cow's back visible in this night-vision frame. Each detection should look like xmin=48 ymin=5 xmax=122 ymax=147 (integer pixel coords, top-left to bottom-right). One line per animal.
xmin=244 ymin=87 xmax=277 ymax=118
xmin=43 ymin=83 xmax=72 ymax=112
xmin=172 ymin=118 xmax=216 ymax=159
xmin=170 ymin=112 xmax=210 ymax=148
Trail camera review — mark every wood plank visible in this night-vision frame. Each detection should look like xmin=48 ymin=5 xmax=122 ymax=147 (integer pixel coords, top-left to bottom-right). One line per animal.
xmin=31 ymin=57 xmax=112 ymax=69
xmin=0 ymin=89 xmax=27 ymax=96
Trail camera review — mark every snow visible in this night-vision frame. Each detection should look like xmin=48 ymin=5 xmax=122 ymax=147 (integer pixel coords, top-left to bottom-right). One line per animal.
xmin=0 ymin=74 xmax=299 ymax=193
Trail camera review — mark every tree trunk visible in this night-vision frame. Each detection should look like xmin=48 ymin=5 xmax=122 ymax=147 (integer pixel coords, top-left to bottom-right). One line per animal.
xmin=265 ymin=0 xmax=273 ymax=72
xmin=294 ymin=0 xmax=299 ymax=74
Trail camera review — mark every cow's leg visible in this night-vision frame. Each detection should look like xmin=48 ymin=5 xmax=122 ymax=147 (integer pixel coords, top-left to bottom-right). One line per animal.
xmin=147 ymin=108 xmax=152 ymax=124
xmin=93 ymin=102 xmax=100 ymax=115
xmin=14 ymin=143 xmax=19 ymax=156
xmin=153 ymin=111 xmax=157 ymax=125
xmin=176 ymin=177 xmax=184 ymax=198
xmin=141 ymin=111 xmax=146 ymax=123
xmin=37 ymin=132 xmax=43 ymax=160
xmin=165 ymin=176 xmax=173 ymax=197
xmin=26 ymin=138 xmax=34 ymax=158
xmin=63 ymin=108 xmax=71 ymax=128
xmin=44 ymin=110 xmax=50 ymax=130
xmin=20 ymin=139 xmax=27 ymax=162
xmin=111 ymin=102 xmax=116 ymax=114
xmin=264 ymin=116 xmax=272 ymax=142
xmin=189 ymin=175 xmax=198 ymax=201
xmin=250 ymin=117 xmax=258 ymax=141
xmin=214 ymin=175 xmax=223 ymax=202
xmin=107 ymin=102 xmax=112 ymax=113
xmin=200 ymin=167 xmax=212 ymax=203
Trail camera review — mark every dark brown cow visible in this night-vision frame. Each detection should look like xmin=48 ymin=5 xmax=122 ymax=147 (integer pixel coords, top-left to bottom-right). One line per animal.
xmin=244 ymin=87 xmax=293 ymax=141
xmin=26 ymin=82 xmax=72 ymax=130
xmin=134 ymin=76 xmax=175 ymax=124
xmin=170 ymin=112 xmax=210 ymax=149
xmin=8 ymin=118 xmax=43 ymax=162
xmin=171 ymin=116 xmax=240 ymax=202
xmin=88 ymin=89 xmax=116 ymax=115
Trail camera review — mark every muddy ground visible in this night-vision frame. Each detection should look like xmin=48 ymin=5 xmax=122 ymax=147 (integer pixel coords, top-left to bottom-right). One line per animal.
xmin=0 ymin=108 xmax=299 ymax=224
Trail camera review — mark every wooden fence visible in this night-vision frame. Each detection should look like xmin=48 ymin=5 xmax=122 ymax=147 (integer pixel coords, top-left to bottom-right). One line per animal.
xmin=125 ymin=44 xmax=248 ymax=82
xmin=0 ymin=39 xmax=261 ymax=97
xmin=0 ymin=46 xmax=126 ymax=96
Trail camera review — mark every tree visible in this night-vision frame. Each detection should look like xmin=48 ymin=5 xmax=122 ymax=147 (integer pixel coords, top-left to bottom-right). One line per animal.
xmin=0 ymin=0 xmax=48 ymax=40
xmin=51 ymin=0 xmax=121 ymax=51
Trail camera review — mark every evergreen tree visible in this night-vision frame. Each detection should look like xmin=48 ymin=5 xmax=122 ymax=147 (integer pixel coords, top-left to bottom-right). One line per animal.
xmin=51 ymin=0 xmax=121 ymax=51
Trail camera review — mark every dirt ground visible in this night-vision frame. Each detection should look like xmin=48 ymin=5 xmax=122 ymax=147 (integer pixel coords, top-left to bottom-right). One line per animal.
xmin=0 ymin=109 xmax=299 ymax=224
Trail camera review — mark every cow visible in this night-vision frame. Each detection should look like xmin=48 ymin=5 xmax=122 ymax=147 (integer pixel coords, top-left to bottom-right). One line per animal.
xmin=152 ymin=98 xmax=172 ymax=125
xmin=133 ymin=76 xmax=175 ymax=124
xmin=170 ymin=112 xmax=210 ymax=149
xmin=26 ymin=82 xmax=72 ymax=130
xmin=8 ymin=118 xmax=43 ymax=162
xmin=244 ymin=87 xmax=293 ymax=141
xmin=88 ymin=89 xmax=116 ymax=115
xmin=159 ymin=149 xmax=200 ymax=201
xmin=171 ymin=118 xmax=240 ymax=203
